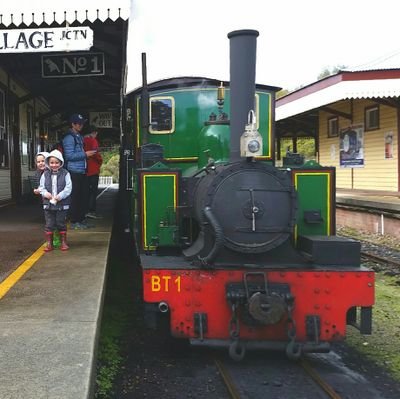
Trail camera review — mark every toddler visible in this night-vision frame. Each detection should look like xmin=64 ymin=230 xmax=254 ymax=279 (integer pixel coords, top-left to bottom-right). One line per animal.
xmin=39 ymin=149 xmax=72 ymax=252
xmin=33 ymin=151 xmax=49 ymax=195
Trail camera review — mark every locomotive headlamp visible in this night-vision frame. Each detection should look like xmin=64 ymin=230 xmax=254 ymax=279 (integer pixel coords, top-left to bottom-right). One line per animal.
xmin=240 ymin=110 xmax=263 ymax=157
xmin=247 ymin=139 xmax=260 ymax=153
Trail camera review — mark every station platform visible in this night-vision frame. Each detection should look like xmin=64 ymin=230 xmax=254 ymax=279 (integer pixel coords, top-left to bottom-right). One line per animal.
xmin=0 ymin=185 xmax=118 ymax=399
xmin=336 ymin=188 xmax=400 ymax=214
xmin=336 ymin=188 xmax=400 ymax=237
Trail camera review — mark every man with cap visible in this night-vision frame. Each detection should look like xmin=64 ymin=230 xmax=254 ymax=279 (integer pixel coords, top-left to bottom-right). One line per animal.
xmin=63 ymin=113 xmax=97 ymax=229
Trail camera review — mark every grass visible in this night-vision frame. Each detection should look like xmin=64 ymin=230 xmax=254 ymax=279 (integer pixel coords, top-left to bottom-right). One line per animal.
xmin=95 ymin=221 xmax=137 ymax=398
xmin=95 ymin=304 xmax=127 ymax=398
xmin=338 ymin=225 xmax=400 ymax=381
xmin=345 ymin=272 xmax=400 ymax=380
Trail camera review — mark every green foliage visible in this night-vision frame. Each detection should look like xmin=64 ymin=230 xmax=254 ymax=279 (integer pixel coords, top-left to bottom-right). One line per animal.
xmin=279 ymin=137 xmax=316 ymax=160
xmin=100 ymin=151 xmax=120 ymax=183
xmin=101 ymin=149 xmax=119 ymax=165
xmin=318 ymin=65 xmax=348 ymax=80
xmin=276 ymin=89 xmax=289 ymax=99
xmin=95 ymin=240 xmax=135 ymax=398
xmin=95 ymin=330 xmax=123 ymax=398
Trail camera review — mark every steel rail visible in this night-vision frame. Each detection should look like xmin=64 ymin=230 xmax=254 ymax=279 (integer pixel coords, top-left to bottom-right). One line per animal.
xmin=339 ymin=232 xmax=400 ymax=267
xmin=361 ymin=251 xmax=400 ymax=268
xmin=300 ymin=359 xmax=342 ymax=399
xmin=214 ymin=358 xmax=242 ymax=399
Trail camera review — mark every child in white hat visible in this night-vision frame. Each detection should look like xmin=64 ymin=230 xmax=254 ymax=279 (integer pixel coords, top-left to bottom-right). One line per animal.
xmin=39 ymin=149 xmax=72 ymax=252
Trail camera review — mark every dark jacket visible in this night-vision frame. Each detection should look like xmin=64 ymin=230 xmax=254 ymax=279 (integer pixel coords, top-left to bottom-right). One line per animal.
xmin=63 ymin=129 xmax=87 ymax=174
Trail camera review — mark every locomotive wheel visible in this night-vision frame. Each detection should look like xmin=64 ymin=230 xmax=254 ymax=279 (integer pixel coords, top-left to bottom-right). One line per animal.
xmin=248 ymin=292 xmax=286 ymax=325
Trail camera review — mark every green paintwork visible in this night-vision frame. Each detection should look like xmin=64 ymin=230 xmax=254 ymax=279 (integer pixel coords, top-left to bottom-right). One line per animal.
xmin=302 ymin=160 xmax=322 ymax=168
xmin=143 ymin=174 xmax=176 ymax=249
xmin=197 ymin=123 xmax=230 ymax=168
xmin=295 ymin=171 xmax=332 ymax=237
xmin=133 ymin=82 xmax=276 ymax=252
xmin=158 ymin=225 xmax=178 ymax=247
xmin=136 ymin=88 xmax=274 ymax=170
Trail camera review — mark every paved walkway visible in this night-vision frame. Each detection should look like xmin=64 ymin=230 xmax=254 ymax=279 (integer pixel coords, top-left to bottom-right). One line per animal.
xmin=0 ymin=185 xmax=117 ymax=399
xmin=336 ymin=188 xmax=400 ymax=213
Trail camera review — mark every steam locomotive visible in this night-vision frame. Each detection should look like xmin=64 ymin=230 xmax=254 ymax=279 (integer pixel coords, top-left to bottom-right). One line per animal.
xmin=124 ymin=30 xmax=374 ymax=360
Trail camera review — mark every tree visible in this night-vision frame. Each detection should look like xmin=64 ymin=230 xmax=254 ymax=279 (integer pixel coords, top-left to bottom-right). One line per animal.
xmin=318 ymin=65 xmax=347 ymax=80
xmin=276 ymin=89 xmax=289 ymax=99
xmin=100 ymin=150 xmax=120 ymax=183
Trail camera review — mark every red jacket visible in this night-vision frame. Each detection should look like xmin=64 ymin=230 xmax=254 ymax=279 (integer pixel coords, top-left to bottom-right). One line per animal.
xmin=83 ymin=135 xmax=103 ymax=176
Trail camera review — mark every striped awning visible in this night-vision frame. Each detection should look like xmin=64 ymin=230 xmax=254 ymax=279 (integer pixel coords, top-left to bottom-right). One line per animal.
xmin=276 ymin=77 xmax=400 ymax=121
xmin=0 ymin=1 xmax=130 ymax=27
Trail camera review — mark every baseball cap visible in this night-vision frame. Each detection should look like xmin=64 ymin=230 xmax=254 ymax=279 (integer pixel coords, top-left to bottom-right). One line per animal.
xmin=88 ymin=124 xmax=98 ymax=132
xmin=69 ymin=113 xmax=87 ymax=124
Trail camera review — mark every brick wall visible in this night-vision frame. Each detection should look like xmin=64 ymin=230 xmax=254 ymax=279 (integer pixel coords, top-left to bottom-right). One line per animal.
xmin=336 ymin=208 xmax=400 ymax=237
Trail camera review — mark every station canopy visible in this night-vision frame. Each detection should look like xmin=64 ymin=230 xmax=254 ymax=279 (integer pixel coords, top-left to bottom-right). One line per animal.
xmin=0 ymin=0 xmax=131 ymax=129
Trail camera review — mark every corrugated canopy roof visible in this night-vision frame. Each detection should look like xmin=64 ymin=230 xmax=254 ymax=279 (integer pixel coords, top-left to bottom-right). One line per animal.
xmin=0 ymin=0 xmax=130 ymax=27
xmin=0 ymin=0 xmax=130 ymax=127
xmin=276 ymin=72 xmax=400 ymax=121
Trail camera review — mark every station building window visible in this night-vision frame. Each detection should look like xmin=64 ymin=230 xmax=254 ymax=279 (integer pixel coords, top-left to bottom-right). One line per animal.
xmin=149 ymin=97 xmax=175 ymax=134
xmin=327 ymin=116 xmax=339 ymax=137
xmin=0 ymin=88 xmax=9 ymax=169
xmin=365 ymin=105 xmax=379 ymax=131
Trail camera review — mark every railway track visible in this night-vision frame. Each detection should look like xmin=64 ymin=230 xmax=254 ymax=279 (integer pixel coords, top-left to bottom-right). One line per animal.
xmin=215 ymin=358 xmax=241 ymax=399
xmin=361 ymin=250 xmax=400 ymax=268
xmin=339 ymin=233 xmax=400 ymax=270
xmin=214 ymin=355 xmax=343 ymax=399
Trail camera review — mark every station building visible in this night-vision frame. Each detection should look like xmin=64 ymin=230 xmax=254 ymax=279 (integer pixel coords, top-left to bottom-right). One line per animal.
xmin=276 ymin=69 xmax=400 ymax=195
xmin=0 ymin=2 xmax=130 ymax=204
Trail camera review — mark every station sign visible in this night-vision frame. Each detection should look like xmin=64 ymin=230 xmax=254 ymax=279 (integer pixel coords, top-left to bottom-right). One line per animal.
xmin=41 ymin=52 xmax=105 ymax=78
xmin=0 ymin=26 xmax=93 ymax=53
xmin=90 ymin=111 xmax=113 ymax=128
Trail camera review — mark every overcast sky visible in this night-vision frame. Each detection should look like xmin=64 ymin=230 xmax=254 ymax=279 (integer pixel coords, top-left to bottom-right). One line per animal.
xmin=4 ymin=1 xmax=400 ymax=93
xmin=126 ymin=0 xmax=400 ymax=92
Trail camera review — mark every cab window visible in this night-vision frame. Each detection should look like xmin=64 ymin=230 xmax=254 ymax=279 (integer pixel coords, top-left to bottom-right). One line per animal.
xmin=149 ymin=97 xmax=175 ymax=134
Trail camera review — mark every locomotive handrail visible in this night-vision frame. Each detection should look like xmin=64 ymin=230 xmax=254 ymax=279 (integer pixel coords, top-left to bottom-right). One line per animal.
xmin=192 ymin=161 xmax=216 ymax=177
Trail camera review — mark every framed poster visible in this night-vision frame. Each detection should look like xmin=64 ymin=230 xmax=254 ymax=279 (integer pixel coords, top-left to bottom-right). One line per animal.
xmin=339 ymin=125 xmax=364 ymax=168
xmin=384 ymin=132 xmax=393 ymax=159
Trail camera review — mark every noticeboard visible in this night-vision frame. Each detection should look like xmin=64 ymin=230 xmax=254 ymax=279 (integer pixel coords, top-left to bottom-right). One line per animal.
xmin=41 ymin=52 xmax=105 ymax=78
xmin=89 ymin=111 xmax=113 ymax=128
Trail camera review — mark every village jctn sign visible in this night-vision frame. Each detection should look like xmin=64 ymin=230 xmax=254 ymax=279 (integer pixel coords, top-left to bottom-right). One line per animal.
xmin=0 ymin=27 xmax=93 ymax=53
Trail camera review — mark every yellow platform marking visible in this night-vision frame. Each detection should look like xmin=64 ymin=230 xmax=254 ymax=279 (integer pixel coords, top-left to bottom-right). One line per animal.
xmin=0 ymin=243 xmax=45 ymax=300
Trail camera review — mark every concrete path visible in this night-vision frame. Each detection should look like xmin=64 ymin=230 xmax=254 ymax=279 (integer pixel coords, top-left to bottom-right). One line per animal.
xmin=0 ymin=185 xmax=117 ymax=399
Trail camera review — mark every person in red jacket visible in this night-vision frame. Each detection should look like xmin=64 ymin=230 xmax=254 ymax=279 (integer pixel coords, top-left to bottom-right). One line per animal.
xmin=83 ymin=125 xmax=103 ymax=219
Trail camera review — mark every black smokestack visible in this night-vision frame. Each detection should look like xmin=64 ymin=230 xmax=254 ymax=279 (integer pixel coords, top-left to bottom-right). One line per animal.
xmin=227 ymin=29 xmax=259 ymax=162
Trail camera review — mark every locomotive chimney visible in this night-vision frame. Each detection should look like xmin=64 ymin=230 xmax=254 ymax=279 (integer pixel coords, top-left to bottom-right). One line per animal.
xmin=227 ymin=29 xmax=259 ymax=162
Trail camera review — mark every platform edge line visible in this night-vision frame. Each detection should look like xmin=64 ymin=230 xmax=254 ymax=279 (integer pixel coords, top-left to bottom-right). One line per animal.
xmin=0 ymin=244 xmax=46 ymax=299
